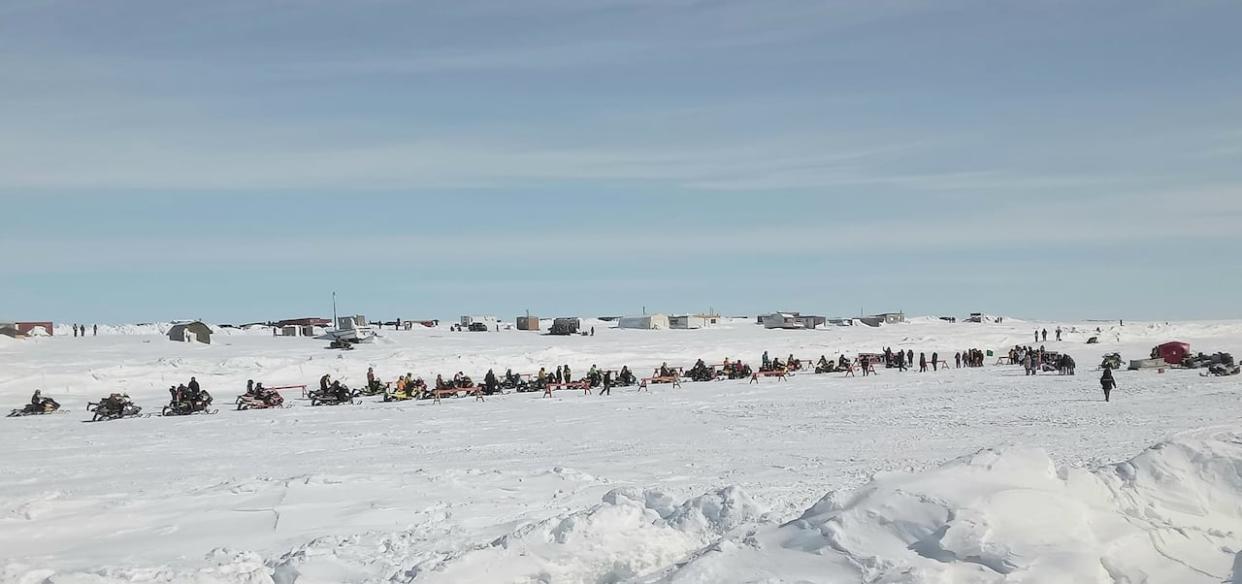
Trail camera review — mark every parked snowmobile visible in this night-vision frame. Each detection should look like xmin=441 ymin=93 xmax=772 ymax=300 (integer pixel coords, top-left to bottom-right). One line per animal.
xmin=604 ymin=366 xmax=637 ymax=387
xmin=1203 ymin=363 xmax=1241 ymax=377
xmin=1099 ymin=353 xmax=1123 ymax=370
xmin=8 ymin=390 xmax=61 ymax=417
xmin=308 ymin=382 xmax=358 ymax=406
xmin=687 ymin=360 xmax=716 ymax=382
xmin=384 ymin=377 xmax=427 ymax=402
xmin=236 ymin=383 xmax=285 ymax=410
xmin=162 ymin=385 xmax=216 ymax=416
xmin=1183 ymin=352 xmax=1235 ymax=369
xmin=499 ymin=370 xmax=528 ymax=392
xmin=87 ymin=394 xmax=144 ymax=422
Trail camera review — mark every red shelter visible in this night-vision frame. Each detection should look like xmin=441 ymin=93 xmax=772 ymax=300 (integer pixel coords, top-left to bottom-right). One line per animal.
xmin=1155 ymin=341 xmax=1190 ymax=365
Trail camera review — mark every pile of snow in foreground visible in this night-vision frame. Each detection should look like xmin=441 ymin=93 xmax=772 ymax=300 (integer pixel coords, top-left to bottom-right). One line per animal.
xmin=248 ymin=428 xmax=1240 ymax=584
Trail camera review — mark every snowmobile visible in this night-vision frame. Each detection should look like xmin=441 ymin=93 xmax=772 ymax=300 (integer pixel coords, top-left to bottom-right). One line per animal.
xmin=162 ymin=389 xmax=217 ymax=416
xmin=86 ymin=394 xmax=145 ymax=422
xmin=358 ymin=380 xmax=388 ymax=397
xmin=1182 ymin=352 xmax=1234 ymax=369
xmin=1203 ymin=364 xmax=1241 ymax=377
xmin=614 ymin=368 xmax=639 ymax=387
xmin=8 ymin=393 xmax=61 ymax=417
xmin=236 ymin=386 xmax=285 ymax=410
xmin=308 ymin=384 xmax=358 ymax=406
xmin=1099 ymin=353 xmax=1123 ymax=370
xmin=327 ymin=339 xmax=355 ymax=350
xmin=383 ymin=379 xmax=426 ymax=402
xmin=499 ymin=374 xmax=529 ymax=392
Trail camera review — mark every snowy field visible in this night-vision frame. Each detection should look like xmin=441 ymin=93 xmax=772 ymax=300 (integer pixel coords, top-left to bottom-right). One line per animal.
xmin=1 ymin=318 xmax=1240 ymax=583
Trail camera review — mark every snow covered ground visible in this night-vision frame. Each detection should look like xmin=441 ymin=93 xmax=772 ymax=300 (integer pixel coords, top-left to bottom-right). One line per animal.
xmin=1 ymin=318 xmax=1240 ymax=583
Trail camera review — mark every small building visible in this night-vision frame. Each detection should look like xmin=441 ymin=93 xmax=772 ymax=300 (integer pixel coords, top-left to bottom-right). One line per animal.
xmin=1154 ymin=341 xmax=1191 ymax=365
xmin=516 ymin=315 xmax=540 ymax=331
xmin=550 ymin=317 xmax=580 ymax=336
xmin=762 ymin=312 xmax=804 ymax=329
xmin=670 ymin=313 xmax=721 ymax=329
xmin=17 ymin=321 xmax=54 ymax=336
xmin=280 ymin=324 xmax=317 ymax=337
xmin=277 ymin=317 xmax=331 ymax=328
xmin=618 ymin=314 xmax=669 ymax=330
xmin=460 ymin=315 xmax=497 ymax=330
xmin=168 ymin=321 xmax=213 ymax=344
xmin=670 ymin=315 xmax=705 ymax=330
xmin=796 ymin=315 xmax=826 ymax=329
xmin=873 ymin=312 xmax=906 ymax=325
xmin=401 ymin=319 xmax=439 ymax=330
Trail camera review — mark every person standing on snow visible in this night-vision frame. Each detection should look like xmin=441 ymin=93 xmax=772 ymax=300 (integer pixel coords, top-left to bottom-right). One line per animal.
xmin=600 ymin=370 xmax=612 ymax=396
xmin=1055 ymin=327 xmax=1062 ymax=342
xmin=1100 ymin=367 xmax=1116 ymax=402
xmin=931 ymin=352 xmax=939 ymax=371
xmin=919 ymin=352 xmax=927 ymax=373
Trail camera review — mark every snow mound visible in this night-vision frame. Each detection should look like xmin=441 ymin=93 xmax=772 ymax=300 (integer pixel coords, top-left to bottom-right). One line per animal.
xmin=658 ymin=427 xmax=1242 ymax=583
xmin=337 ymin=487 xmax=770 ymax=584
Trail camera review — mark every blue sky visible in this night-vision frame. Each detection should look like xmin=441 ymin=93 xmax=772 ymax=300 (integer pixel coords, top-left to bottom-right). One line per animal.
xmin=2 ymin=0 xmax=1240 ymax=323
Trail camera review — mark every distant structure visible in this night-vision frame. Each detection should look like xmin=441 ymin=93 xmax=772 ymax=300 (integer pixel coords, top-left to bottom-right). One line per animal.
xmin=460 ymin=315 xmax=498 ymax=331
xmin=516 ymin=314 xmax=540 ymax=331
xmin=670 ymin=313 xmax=720 ymax=330
xmin=401 ymin=319 xmax=439 ymax=330
xmin=857 ymin=312 xmax=905 ymax=327
xmin=618 ymin=314 xmax=669 ymax=330
xmin=168 ymin=321 xmax=213 ymax=344
xmin=276 ymin=317 xmax=331 ymax=328
xmin=761 ymin=312 xmax=824 ymax=330
xmin=279 ymin=324 xmax=317 ymax=337
xmin=4 ymin=321 xmax=55 ymax=337
xmin=550 ymin=317 xmax=580 ymax=335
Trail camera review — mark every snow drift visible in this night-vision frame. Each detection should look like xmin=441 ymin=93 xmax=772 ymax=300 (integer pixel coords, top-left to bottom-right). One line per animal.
xmin=272 ymin=428 xmax=1242 ymax=584
xmin=655 ymin=427 xmax=1242 ymax=584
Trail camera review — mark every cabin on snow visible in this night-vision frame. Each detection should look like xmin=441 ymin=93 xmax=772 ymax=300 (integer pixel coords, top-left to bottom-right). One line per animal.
xmin=618 ymin=314 xmax=669 ymax=330
xmin=168 ymin=321 xmax=213 ymax=344
xmin=669 ymin=314 xmax=720 ymax=329
xmin=762 ymin=312 xmax=824 ymax=330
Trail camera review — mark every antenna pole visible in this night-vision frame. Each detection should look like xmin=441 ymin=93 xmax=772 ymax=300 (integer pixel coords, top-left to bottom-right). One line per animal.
xmin=332 ymin=292 xmax=338 ymax=325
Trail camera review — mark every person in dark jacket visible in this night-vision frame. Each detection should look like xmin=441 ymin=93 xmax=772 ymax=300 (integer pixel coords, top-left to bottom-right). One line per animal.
xmin=600 ymin=370 xmax=612 ymax=396
xmin=955 ymin=352 xmax=962 ymax=369
xmin=906 ymin=349 xmax=914 ymax=365
xmin=931 ymin=352 xmax=939 ymax=371
xmin=1100 ymin=368 xmax=1116 ymax=402
xmin=320 ymin=374 xmax=331 ymax=392
xmin=918 ymin=353 xmax=927 ymax=372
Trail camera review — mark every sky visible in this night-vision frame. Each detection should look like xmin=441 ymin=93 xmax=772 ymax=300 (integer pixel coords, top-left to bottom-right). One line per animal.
xmin=2 ymin=0 xmax=1241 ymax=323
